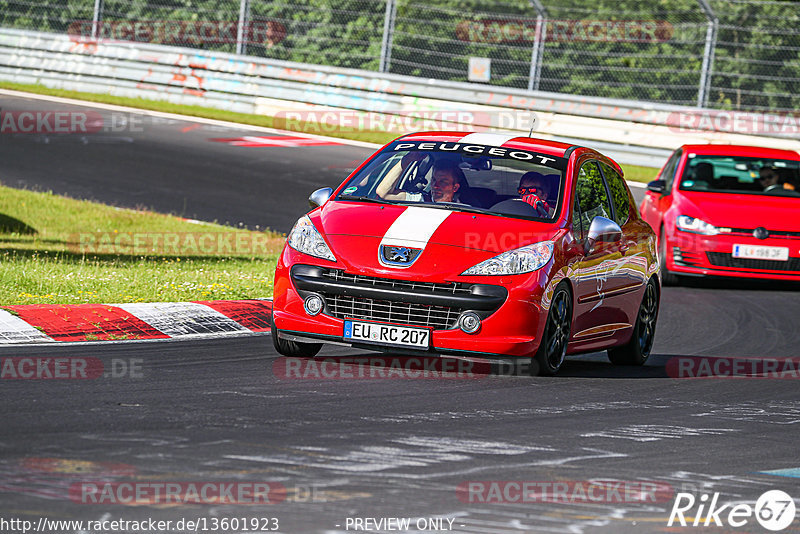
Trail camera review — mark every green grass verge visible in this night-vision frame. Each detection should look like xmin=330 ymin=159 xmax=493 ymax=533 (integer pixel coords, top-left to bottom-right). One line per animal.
xmin=0 ymin=81 xmax=660 ymax=181
xmin=0 ymin=184 xmax=282 ymax=305
xmin=623 ymin=164 xmax=659 ymax=184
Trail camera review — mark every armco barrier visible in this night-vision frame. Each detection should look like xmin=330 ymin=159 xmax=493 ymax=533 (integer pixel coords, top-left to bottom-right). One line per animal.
xmin=1 ymin=28 xmax=798 ymax=169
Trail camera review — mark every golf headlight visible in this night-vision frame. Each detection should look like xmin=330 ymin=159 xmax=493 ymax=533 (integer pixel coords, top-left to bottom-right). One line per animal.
xmin=676 ymin=215 xmax=719 ymax=236
xmin=287 ymin=216 xmax=336 ymax=261
xmin=462 ymin=241 xmax=554 ymax=276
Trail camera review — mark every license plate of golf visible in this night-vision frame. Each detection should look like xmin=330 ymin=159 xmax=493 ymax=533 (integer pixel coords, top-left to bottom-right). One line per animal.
xmin=732 ymin=244 xmax=789 ymax=261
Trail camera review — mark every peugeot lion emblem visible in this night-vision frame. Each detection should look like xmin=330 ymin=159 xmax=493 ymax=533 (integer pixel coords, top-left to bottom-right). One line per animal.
xmin=390 ymin=247 xmax=411 ymax=262
xmin=379 ymin=245 xmax=422 ymax=267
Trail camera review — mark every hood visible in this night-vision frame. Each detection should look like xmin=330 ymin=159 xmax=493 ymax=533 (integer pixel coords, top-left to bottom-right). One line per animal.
xmin=679 ymin=191 xmax=800 ymax=231
xmin=314 ymin=200 xmax=557 ymax=253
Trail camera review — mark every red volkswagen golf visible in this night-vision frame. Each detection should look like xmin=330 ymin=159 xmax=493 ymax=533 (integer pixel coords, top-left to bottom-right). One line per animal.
xmin=272 ymin=132 xmax=660 ymax=375
xmin=640 ymin=144 xmax=800 ymax=284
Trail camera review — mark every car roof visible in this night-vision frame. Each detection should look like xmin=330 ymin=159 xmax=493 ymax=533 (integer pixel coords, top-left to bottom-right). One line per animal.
xmin=678 ymin=144 xmax=800 ymax=160
xmin=398 ymin=131 xmax=577 ymax=158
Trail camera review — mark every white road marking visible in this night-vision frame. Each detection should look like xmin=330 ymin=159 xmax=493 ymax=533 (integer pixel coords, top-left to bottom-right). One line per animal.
xmin=582 ymin=425 xmax=740 ymax=442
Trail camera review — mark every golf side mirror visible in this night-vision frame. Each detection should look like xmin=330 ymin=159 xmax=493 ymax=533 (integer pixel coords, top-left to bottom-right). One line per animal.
xmin=647 ymin=179 xmax=666 ymax=194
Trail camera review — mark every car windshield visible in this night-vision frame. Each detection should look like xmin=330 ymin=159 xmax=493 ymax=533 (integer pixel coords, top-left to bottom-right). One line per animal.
xmin=335 ymin=140 xmax=569 ymax=221
xmin=679 ymin=154 xmax=800 ymax=197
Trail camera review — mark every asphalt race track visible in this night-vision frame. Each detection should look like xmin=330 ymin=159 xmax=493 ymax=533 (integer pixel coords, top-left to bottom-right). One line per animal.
xmin=2 ymin=93 xmax=800 ymax=533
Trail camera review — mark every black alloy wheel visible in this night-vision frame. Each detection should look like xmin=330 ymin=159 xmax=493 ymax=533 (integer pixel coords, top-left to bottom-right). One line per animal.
xmin=532 ymin=283 xmax=572 ymax=376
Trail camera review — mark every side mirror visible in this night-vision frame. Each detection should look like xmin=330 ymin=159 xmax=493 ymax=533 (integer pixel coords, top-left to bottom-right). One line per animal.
xmin=308 ymin=187 xmax=333 ymax=209
xmin=585 ymin=216 xmax=622 ymax=255
xmin=647 ymin=179 xmax=666 ymax=194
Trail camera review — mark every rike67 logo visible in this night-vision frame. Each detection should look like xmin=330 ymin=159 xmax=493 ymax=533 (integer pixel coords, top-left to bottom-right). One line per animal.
xmin=668 ymin=490 xmax=796 ymax=531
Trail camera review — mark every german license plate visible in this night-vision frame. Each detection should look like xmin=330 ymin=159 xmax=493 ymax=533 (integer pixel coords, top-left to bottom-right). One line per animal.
xmin=732 ymin=244 xmax=789 ymax=261
xmin=343 ymin=320 xmax=430 ymax=348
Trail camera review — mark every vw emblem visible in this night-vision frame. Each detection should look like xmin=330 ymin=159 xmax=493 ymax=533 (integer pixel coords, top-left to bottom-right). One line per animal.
xmin=379 ymin=245 xmax=422 ymax=267
xmin=753 ymin=227 xmax=769 ymax=240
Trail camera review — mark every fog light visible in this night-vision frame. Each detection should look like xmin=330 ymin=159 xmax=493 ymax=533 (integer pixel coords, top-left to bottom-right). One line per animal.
xmin=458 ymin=312 xmax=482 ymax=334
xmin=304 ymin=295 xmax=324 ymax=316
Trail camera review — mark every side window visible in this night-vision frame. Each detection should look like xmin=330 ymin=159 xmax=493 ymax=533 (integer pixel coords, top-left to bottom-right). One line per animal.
xmin=659 ymin=150 xmax=681 ymax=192
xmin=600 ymin=162 xmax=631 ymax=227
xmin=572 ymin=193 xmax=584 ymax=240
xmin=576 ymin=161 xmax=613 ymax=232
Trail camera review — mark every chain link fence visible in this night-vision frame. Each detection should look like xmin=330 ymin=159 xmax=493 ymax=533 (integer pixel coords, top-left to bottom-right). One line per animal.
xmin=2 ymin=0 xmax=798 ymax=111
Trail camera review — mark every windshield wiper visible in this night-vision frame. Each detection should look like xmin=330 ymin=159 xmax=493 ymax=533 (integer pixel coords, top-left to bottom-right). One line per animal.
xmin=419 ymin=202 xmax=494 ymax=215
xmin=337 ymin=194 xmax=390 ymax=205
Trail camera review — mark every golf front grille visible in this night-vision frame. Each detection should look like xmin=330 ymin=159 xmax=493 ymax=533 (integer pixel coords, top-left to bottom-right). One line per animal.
xmin=706 ymin=252 xmax=800 ymax=272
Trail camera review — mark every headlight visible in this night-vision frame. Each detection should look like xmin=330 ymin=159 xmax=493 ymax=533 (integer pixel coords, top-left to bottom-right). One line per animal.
xmin=287 ymin=216 xmax=336 ymax=261
xmin=462 ymin=241 xmax=554 ymax=276
xmin=676 ymin=215 xmax=719 ymax=236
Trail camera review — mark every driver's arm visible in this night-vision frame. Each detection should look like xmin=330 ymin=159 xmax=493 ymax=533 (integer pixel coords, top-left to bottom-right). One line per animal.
xmin=375 ymin=160 xmax=407 ymax=200
xmin=375 ymin=153 xmax=425 ymax=200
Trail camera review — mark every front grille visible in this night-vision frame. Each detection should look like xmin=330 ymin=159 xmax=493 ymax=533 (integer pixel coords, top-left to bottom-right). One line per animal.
xmin=706 ymin=252 xmax=800 ymax=272
xmin=321 ymin=269 xmax=469 ymax=329
xmin=724 ymin=228 xmax=800 ymax=239
xmin=326 ymin=295 xmax=462 ymax=330
xmin=291 ymin=266 xmax=506 ymax=331
xmin=321 ymin=269 xmax=473 ymax=296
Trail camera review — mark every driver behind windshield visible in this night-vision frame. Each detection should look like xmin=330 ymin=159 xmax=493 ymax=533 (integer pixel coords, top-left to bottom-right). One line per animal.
xmin=518 ymin=171 xmax=554 ymax=218
xmin=377 ymin=158 xmax=465 ymax=203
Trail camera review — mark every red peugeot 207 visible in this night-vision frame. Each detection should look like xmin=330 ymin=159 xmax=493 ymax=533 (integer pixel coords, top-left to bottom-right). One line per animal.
xmin=640 ymin=144 xmax=800 ymax=285
xmin=271 ymin=132 xmax=660 ymax=375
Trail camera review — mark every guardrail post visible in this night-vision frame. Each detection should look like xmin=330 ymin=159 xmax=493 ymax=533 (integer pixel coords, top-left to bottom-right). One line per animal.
xmin=379 ymin=0 xmax=397 ymax=73
xmin=236 ymin=0 xmax=250 ymax=56
xmin=527 ymin=0 xmax=547 ymax=92
xmin=92 ymin=0 xmax=104 ymax=39
xmin=696 ymin=0 xmax=718 ymax=108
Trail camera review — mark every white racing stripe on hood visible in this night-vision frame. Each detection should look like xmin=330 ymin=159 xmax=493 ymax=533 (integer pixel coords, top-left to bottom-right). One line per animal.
xmin=459 ymin=132 xmax=520 ymax=146
xmin=380 ymin=206 xmax=451 ymax=249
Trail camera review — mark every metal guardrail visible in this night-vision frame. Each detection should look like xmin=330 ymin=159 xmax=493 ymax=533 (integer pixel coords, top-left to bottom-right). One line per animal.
xmin=0 ymin=28 xmax=797 ymax=169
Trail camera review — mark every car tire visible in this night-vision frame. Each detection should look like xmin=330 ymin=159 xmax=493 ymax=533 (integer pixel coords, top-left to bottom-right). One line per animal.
xmin=531 ymin=282 xmax=572 ymax=376
xmin=270 ymin=319 xmax=323 ymax=358
xmin=659 ymin=227 xmax=679 ymax=287
xmin=607 ymin=278 xmax=659 ymax=366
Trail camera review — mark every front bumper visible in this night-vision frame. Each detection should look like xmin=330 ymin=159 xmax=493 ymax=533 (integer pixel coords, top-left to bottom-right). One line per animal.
xmin=666 ymin=230 xmax=800 ymax=281
xmin=273 ymin=254 xmax=550 ymax=358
